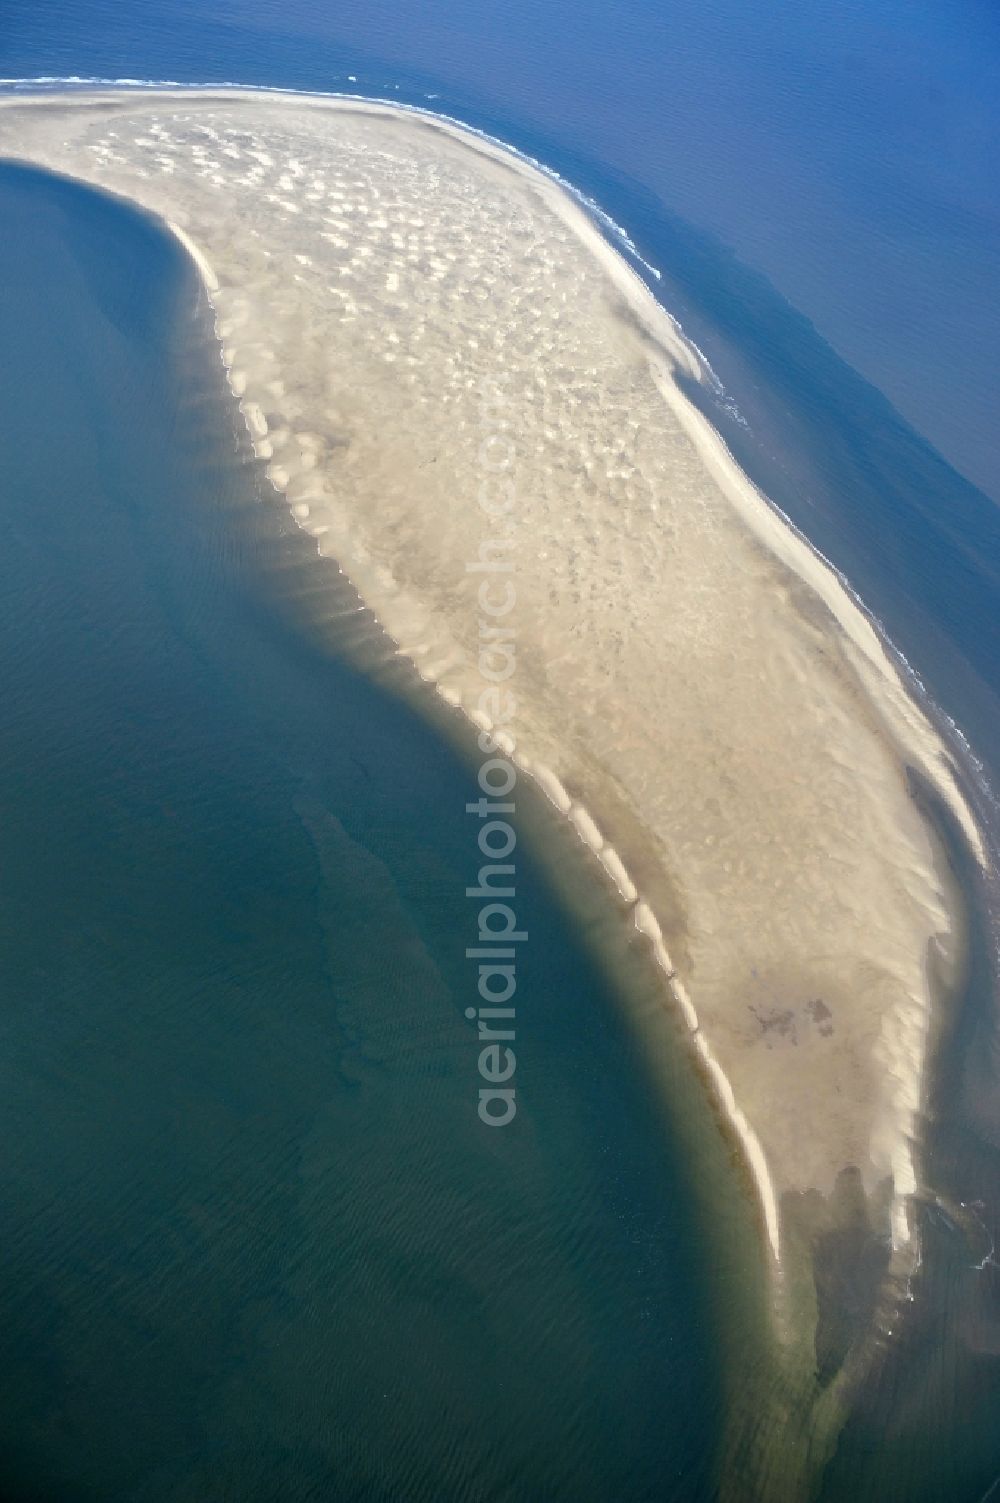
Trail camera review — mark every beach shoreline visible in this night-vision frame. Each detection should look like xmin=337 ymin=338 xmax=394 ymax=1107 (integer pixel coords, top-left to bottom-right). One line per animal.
xmin=0 ymin=85 xmax=988 ymax=1307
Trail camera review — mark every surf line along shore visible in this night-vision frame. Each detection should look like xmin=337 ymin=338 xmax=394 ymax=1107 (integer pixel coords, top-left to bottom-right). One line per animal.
xmin=0 ymin=86 xmax=988 ymax=1296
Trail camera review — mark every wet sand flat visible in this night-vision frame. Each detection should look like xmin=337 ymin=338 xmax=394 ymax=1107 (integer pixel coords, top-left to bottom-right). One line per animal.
xmin=0 ymin=88 xmax=985 ymax=1274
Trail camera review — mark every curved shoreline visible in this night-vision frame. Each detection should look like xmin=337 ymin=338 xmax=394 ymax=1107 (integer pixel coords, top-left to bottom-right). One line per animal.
xmin=0 ymin=84 xmax=990 ymax=1294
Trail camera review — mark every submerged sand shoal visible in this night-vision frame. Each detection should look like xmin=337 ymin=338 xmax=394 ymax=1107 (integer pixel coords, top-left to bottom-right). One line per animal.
xmin=0 ymin=87 xmax=986 ymax=1273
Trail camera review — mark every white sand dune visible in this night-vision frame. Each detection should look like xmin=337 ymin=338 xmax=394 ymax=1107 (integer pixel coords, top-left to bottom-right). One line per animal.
xmin=0 ymin=87 xmax=986 ymax=1278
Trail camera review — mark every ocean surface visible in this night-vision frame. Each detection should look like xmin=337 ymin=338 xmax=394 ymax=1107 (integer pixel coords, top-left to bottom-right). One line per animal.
xmin=0 ymin=2 xmax=999 ymax=1500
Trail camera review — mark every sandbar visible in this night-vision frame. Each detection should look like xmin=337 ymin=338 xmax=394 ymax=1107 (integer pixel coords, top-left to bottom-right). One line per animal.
xmin=0 ymin=87 xmax=986 ymax=1294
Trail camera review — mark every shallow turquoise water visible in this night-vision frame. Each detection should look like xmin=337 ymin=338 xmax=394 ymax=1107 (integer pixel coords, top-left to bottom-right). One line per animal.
xmin=0 ymin=162 xmax=727 ymax=1501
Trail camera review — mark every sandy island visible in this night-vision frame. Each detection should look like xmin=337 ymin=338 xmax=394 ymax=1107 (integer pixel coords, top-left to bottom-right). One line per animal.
xmin=0 ymin=89 xmax=986 ymax=1298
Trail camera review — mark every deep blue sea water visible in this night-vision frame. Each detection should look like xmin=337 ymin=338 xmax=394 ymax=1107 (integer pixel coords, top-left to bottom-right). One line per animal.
xmin=1 ymin=2 xmax=999 ymax=1500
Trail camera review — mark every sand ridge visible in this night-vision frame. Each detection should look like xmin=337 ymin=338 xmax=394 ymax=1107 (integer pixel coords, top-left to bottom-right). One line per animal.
xmin=0 ymin=86 xmax=988 ymax=1273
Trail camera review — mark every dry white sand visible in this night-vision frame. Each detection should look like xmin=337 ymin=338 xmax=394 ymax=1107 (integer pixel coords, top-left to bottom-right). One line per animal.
xmin=0 ymin=87 xmax=985 ymax=1272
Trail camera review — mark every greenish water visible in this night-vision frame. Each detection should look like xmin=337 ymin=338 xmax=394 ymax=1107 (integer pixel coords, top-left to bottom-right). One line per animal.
xmin=0 ymin=163 xmax=737 ymax=1500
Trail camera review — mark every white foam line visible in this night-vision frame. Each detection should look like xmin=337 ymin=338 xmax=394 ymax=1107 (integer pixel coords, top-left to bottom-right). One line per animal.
xmin=164 ymin=218 xmax=219 ymax=292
